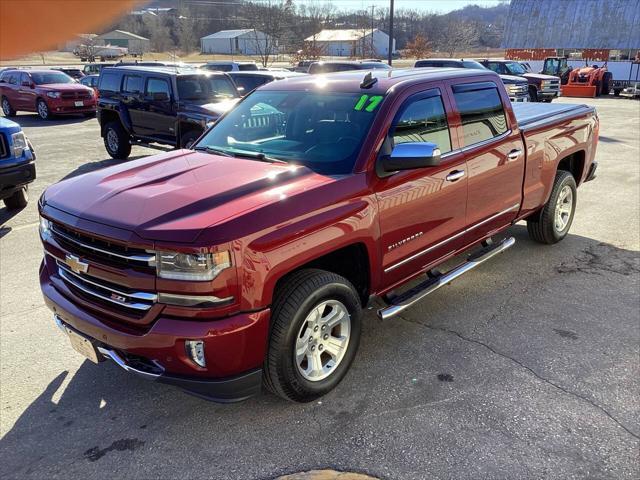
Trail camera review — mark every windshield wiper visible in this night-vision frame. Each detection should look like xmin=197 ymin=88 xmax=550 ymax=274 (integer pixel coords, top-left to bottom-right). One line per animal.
xmin=230 ymin=150 xmax=288 ymax=164
xmin=193 ymin=146 xmax=234 ymax=157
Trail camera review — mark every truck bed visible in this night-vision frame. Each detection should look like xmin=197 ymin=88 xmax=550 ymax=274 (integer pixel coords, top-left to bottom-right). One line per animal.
xmin=513 ymin=102 xmax=595 ymax=132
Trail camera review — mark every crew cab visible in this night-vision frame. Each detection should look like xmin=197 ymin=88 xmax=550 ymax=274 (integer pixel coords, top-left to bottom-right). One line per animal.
xmin=0 ymin=69 xmax=96 ymax=120
xmin=477 ymin=59 xmax=561 ymax=102
xmin=39 ymin=69 xmax=598 ymax=403
xmin=96 ymin=66 xmax=240 ymax=158
xmin=414 ymin=58 xmax=530 ymax=102
xmin=1 ymin=117 xmax=35 ymax=209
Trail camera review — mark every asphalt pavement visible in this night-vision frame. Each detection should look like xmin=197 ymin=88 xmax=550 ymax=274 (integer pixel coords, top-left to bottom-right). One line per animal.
xmin=0 ymin=96 xmax=638 ymax=479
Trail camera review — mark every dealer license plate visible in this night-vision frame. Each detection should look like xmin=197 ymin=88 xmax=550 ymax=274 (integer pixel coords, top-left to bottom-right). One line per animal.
xmin=65 ymin=327 xmax=100 ymax=363
xmin=75 ymin=101 xmax=84 ymax=107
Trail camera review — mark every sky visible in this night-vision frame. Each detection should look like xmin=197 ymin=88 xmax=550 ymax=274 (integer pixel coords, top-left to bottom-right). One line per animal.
xmin=293 ymin=0 xmax=506 ymax=13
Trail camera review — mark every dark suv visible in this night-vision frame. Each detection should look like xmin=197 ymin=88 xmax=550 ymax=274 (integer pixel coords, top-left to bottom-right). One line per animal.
xmin=414 ymin=58 xmax=529 ymax=102
xmin=97 ymin=66 xmax=240 ymax=159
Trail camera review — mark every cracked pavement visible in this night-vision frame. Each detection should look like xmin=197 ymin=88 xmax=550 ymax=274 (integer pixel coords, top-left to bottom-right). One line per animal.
xmin=1 ymin=96 xmax=639 ymax=479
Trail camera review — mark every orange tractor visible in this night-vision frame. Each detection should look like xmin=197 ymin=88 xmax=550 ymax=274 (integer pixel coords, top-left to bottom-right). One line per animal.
xmin=542 ymin=57 xmax=613 ymax=98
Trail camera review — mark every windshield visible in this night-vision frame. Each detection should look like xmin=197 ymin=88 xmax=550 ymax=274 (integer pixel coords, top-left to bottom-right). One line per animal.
xmin=204 ymin=64 xmax=233 ymax=72
xmin=197 ymin=90 xmax=383 ymax=174
xmin=177 ymin=75 xmax=238 ymax=101
xmin=505 ymin=62 xmax=527 ymax=75
xmin=461 ymin=61 xmax=487 ymax=70
xmin=31 ymin=72 xmax=74 ymax=85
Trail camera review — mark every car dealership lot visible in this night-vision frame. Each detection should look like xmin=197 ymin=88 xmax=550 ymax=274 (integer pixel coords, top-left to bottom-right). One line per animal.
xmin=1 ymin=97 xmax=638 ymax=479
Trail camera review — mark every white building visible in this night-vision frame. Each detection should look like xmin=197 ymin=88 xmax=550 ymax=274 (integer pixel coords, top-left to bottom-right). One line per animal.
xmin=200 ymin=29 xmax=273 ymax=55
xmin=305 ymin=29 xmax=395 ymax=57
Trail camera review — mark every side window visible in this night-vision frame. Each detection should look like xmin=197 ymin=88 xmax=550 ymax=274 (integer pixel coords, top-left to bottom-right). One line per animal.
xmin=486 ymin=63 xmax=501 ymax=73
xmin=145 ymin=77 xmax=171 ymax=97
xmin=123 ymin=75 xmax=143 ymax=94
xmin=452 ymin=82 xmax=508 ymax=147
xmin=99 ymin=73 xmax=120 ymax=93
xmin=20 ymin=73 xmax=30 ymax=85
xmin=8 ymin=74 xmax=18 ymax=85
xmin=392 ymin=92 xmax=451 ymax=154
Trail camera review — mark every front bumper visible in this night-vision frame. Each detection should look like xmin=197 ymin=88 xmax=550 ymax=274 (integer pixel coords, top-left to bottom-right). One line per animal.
xmin=510 ymin=95 xmax=529 ymax=103
xmin=0 ymin=160 xmax=35 ymax=199
xmin=41 ymin=263 xmax=270 ymax=402
xmin=47 ymin=98 xmax=96 ymax=114
xmin=538 ymin=89 xmax=560 ymax=99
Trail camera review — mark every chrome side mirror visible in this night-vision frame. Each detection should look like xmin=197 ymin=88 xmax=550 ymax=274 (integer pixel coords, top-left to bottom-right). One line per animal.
xmin=380 ymin=142 xmax=441 ymax=172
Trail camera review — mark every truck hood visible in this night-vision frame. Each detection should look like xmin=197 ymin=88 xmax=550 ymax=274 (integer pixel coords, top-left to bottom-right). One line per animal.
xmin=180 ymin=98 xmax=239 ymax=118
xmin=523 ymin=73 xmax=559 ymax=82
xmin=37 ymin=83 xmax=92 ymax=92
xmin=499 ymin=74 xmax=528 ymax=84
xmin=43 ymin=149 xmax=333 ymax=243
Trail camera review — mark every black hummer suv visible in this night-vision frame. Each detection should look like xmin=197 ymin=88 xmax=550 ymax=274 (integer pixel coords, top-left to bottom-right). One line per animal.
xmin=97 ymin=66 xmax=240 ymax=159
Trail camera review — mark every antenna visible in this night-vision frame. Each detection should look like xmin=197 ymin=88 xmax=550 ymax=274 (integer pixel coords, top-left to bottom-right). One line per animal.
xmin=360 ymin=71 xmax=377 ymax=89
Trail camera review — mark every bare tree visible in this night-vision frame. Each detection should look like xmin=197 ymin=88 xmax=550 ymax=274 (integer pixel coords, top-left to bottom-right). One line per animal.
xmin=439 ymin=19 xmax=479 ymax=58
xmin=404 ymin=34 xmax=431 ymax=60
xmin=244 ymin=0 xmax=294 ymax=67
xmin=144 ymin=14 xmax=174 ymax=52
xmin=74 ymin=35 xmax=101 ymax=62
xmin=291 ymin=41 xmax=326 ymax=65
xmin=177 ymin=8 xmax=198 ymax=53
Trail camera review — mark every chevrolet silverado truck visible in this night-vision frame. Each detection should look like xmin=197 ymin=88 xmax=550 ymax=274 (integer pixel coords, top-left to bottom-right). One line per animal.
xmin=97 ymin=66 xmax=239 ymax=159
xmin=477 ymin=59 xmax=561 ymax=102
xmin=39 ymin=68 xmax=598 ymax=403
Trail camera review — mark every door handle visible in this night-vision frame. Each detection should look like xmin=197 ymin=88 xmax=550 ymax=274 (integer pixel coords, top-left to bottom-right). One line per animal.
xmin=445 ymin=170 xmax=465 ymax=182
xmin=507 ymin=149 xmax=522 ymax=161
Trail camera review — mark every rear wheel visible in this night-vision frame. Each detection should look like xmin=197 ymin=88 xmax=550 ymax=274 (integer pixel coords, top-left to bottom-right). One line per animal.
xmin=103 ymin=121 xmax=132 ymax=159
xmin=3 ymin=185 xmax=28 ymax=210
xmin=1 ymin=96 xmax=16 ymax=116
xmin=263 ymin=269 xmax=362 ymax=402
xmin=527 ymin=170 xmax=577 ymax=244
xmin=180 ymin=130 xmax=202 ymax=149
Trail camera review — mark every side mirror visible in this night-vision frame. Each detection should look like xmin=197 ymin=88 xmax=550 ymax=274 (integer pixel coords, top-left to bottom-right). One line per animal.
xmin=152 ymin=92 xmax=169 ymax=102
xmin=379 ymin=142 xmax=441 ymax=173
xmin=236 ymin=86 xmax=245 ymax=95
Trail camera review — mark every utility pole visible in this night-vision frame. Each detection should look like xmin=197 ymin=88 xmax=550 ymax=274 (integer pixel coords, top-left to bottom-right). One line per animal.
xmin=388 ymin=0 xmax=394 ymax=65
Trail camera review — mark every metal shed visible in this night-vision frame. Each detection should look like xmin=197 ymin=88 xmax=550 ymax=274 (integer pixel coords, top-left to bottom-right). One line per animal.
xmin=200 ymin=29 xmax=272 ymax=55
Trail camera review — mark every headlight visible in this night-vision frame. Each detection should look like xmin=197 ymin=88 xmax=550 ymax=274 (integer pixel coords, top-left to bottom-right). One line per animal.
xmin=46 ymin=91 xmax=61 ymax=99
xmin=11 ymin=131 xmax=27 ymax=157
xmin=39 ymin=216 xmax=51 ymax=240
xmin=87 ymin=89 xmax=94 ymax=97
xmin=156 ymin=250 xmax=231 ymax=281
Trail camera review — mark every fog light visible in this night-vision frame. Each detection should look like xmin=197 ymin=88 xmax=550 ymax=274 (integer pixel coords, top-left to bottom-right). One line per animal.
xmin=185 ymin=340 xmax=206 ymax=368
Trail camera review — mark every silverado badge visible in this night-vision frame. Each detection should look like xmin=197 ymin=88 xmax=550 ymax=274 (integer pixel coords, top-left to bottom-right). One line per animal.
xmin=64 ymin=254 xmax=89 ymax=274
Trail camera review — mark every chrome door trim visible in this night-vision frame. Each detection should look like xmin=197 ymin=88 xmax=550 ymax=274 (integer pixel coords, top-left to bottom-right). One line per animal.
xmin=384 ymin=203 xmax=520 ymax=273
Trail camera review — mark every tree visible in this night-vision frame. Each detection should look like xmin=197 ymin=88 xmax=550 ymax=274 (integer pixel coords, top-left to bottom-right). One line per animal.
xmin=291 ymin=41 xmax=326 ymax=65
xmin=439 ymin=19 xmax=478 ymax=58
xmin=176 ymin=8 xmax=198 ymax=53
xmin=405 ymin=34 xmax=431 ymax=60
xmin=244 ymin=0 xmax=294 ymax=67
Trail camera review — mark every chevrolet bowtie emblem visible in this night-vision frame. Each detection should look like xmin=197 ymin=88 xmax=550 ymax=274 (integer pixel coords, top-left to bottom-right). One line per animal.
xmin=65 ymin=254 xmax=89 ymax=274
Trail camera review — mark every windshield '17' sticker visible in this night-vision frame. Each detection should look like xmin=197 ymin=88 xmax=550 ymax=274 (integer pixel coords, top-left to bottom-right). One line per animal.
xmin=354 ymin=95 xmax=383 ymax=112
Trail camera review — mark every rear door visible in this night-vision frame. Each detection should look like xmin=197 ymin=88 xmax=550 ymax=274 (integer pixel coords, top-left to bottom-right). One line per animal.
xmin=376 ymin=86 xmax=469 ymax=288
xmin=448 ymin=80 xmax=524 ymax=242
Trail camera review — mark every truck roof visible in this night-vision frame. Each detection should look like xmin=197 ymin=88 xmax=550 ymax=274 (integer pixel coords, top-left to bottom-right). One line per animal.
xmin=259 ymin=68 xmax=501 ymax=94
xmin=101 ymin=66 xmax=225 ymax=77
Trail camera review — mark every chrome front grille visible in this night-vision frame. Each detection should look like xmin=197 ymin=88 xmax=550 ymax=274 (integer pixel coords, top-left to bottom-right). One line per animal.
xmin=61 ymin=91 xmax=92 ymax=100
xmin=50 ymin=222 xmax=154 ymax=268
xmin=508 ymin=84 xmax=528 ymax=97
xmin=57 ymin=261 xmax=156 ymax=312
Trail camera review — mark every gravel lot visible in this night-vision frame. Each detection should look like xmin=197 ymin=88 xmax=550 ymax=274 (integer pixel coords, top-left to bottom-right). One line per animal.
xmin=1 ymin=96 xmax=638 ymax=480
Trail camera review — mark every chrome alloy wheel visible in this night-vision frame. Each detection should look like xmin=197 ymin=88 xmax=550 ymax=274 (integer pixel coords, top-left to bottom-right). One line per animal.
xmin=554 ymin=185 xmax=573 ymax=233
xmin=37 ymin=100 xmax=48 ymax=119
xmin=106 ymin=128 xmax=119 ymax=153
xmin=2 ymin=98 xmax=10 ymax=115
xmin=295 ymin=300 xmax=351 ymax=382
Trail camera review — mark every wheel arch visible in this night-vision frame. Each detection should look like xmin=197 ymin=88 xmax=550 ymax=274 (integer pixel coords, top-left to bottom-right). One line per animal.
xmin=557 ymin=150 xmax=586 ymax=185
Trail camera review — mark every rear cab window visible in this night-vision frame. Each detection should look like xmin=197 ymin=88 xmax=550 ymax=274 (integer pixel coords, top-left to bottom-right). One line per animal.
xmin=392 ymin=89 xmax=452 ymax=154
xmin=451 ymin=81 xmax=508 ymax=147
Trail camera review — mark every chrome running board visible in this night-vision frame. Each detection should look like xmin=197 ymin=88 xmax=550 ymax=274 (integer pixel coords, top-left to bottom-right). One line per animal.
xmin=378 ymin=237 xmax=515 ymax=320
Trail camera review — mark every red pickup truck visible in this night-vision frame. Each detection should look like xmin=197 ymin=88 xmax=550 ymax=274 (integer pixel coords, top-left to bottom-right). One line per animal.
xmin=39 ymin=69 xmax=598 ymax=403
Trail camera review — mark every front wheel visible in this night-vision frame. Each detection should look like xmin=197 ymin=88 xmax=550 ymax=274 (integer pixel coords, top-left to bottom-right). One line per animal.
xmin=3 ymin=185 xmax=29 ymax=210
xmin=527 ymin=170 xmax=577 ymax=244
xmin=263 ymin=269 xmax=362 ymax=402
xmin=1 ymin=96 xmax=16 ymax=116
xmin=103 ymin=121 xmax=132 ymax=159
xmin=36 ymin=99 xmax=50 ymax=120
xmin=528 ymin=87 xmax=538 ymax=102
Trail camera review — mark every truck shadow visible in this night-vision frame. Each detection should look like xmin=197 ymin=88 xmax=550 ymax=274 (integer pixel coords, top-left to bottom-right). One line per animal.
xmin=9 ymin=113 xmax=96 ymax=128
xmin=1 ymin=227 xmax=638 ymax=478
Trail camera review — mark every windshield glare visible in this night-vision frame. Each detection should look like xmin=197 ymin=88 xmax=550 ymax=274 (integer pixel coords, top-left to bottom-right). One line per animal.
xmin=505 ymin=62 xmax=527 ymax=75
xmin=177 ymin=75 xmax=238 ymax=101
xmin=197 ymin=91 xmax=382 ymax=174
xmin=31 ymin=72 xmax=74 ymax=85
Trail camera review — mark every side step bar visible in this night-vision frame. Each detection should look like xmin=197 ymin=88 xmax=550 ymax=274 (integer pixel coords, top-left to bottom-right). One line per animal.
xmin=378 ymin=236 xmax=515 ymax=320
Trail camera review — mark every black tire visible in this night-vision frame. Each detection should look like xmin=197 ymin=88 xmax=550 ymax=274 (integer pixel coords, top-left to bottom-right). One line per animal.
xmin=1 ymin=96 xmax=16 ymax=116
xmin=263 ymin=269 xmax=362 ymax=402
xmin=527 ymin=170 xmax=577 ymax=245
xmin=103 ymin=121 xmax=132 ymax=160
xmin=528 ymin=87 xmax=538 ymax=102
xmin=3 ymin=185 xmax=28 ymax=210
xmin=614 ymin=89 xmax=622 ymax=97
xmin=36 ymin=99 xmax=50 ymax=120
xmin=180 ymin=130 xmax=202 ymax=149
xmin=601 ymin=72 xmax=612 ymax=95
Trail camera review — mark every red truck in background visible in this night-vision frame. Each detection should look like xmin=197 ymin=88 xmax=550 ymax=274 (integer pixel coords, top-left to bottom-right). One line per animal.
xmin=38 ymin=68 xmax=598 ymax=402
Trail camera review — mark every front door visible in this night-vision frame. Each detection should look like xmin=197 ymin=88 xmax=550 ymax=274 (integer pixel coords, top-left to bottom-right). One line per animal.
xmin=449 ymin=80 xmax=525 ymax=242
xmin=142 ymin=76 xmax=175 ymax=141
xmin=376 ymin=88 xmax=469 ymax=289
